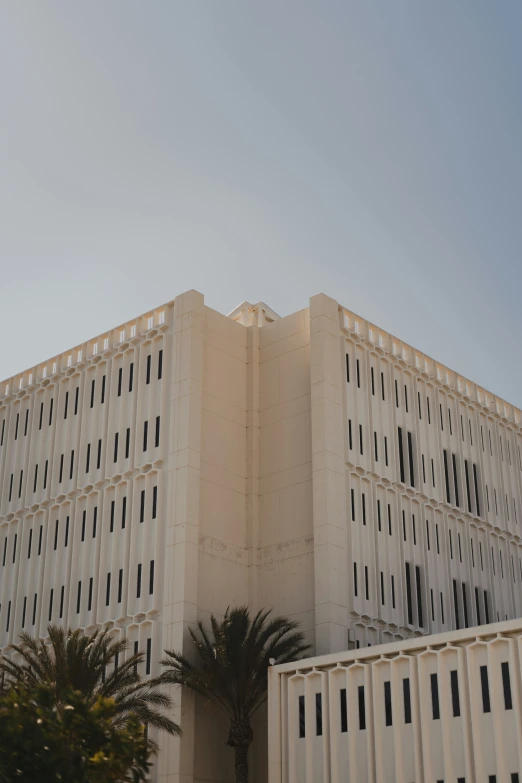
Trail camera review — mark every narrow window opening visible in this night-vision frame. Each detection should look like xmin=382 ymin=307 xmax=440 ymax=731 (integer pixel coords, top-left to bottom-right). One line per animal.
xmin=431 ymin=673 xmax=440 ymax=719
xmin=450 ymin=670 xmax=461 ymax=717
xmin=384 ymin=681 xmax=392 ymax=726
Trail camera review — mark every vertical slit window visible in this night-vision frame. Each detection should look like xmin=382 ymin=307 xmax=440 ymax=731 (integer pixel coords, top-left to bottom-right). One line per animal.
xmin=462 ymin=583 xmax=469 ymax=627
xmin=443 ymin=450 xmax=451 ymax=503
xmin=501 ymin=662 xmax=513 ymax=710
xmin=18 ymin=470 xmax=23 ymax=498
xmin=90 ymin=379 xmax=95 ymax=408
xmin=418 ymin=391 xmax=422 ymax=419
xmin=74 ymin=387 xmax=79 ymax=414
xmin=362 ymin=493 xmax=366 ymax=525
xmin=356 ymin=359 xmax=360 ymax=388
xmin=404 ymin=385 xmax=408 ymax=413
xmin=114 ymin=433 xmax=119 ymax=463
xmin=440 ymin=592 xmax=445 ymax=624
xmin=426 ymin=519 xmax=430 ymax=550
xmin=348 ymin=420 xmax=353 ymax=450
xmin=152 ymin=486 xmax=157 ymax=519
xmin=137 ymin=563 xmax=142 ymax=598
xmin=155 ymin=416 xmax=160 ymax=448
xmin=364 ymin=565 xmax=369 ymax=600
xmin=0 ymin=419 xmax=4 ymax=445
xmin=59 ymin=454 xmax=64 ymax=483
xmin=391 ymin=575 xmax=396 ymax=608
xmin=69 ymin=451 xmax=74 ymax=480
xmin=351 ymin=489 xmax=355 ymax=521
xmin=431 ymin=673 xmax=440 ymax=719
xmin=340 ymin=688 xmax=347 ymax=732
xmin=380 ymin=571 xmax=385 ymax=604
xmin=412 ymin=515 xmax=416 ymax=545
xmin=381 ymin=372 xmax=385 ymax=400
xmin=388 ymin=504 xmax=392 ymax=536
xmin=377 ymin=499 xmax=381 ymax=531
xmin=54 ymin=519 xmax=59 ymax=550
xmin=118 ymin=569 xmax=123 ymax=603
xmin=96 ymin=439 xmax=102 ymax=470
xmin=76 ymin=582 xmax=81 ymax=614
xmin=86 ymin=443 xmax=91 ymax=473
xmin=453 ymin=579 xmax=460 ymax=629
xmin=473 ymin=464 xmax=481 ymax=516
xmin=140 ymin=490 xmax=145 ymax=523
xmin=465 ymin=460 xmax=472 ymax=513
xmin=345 ymin=354 xmax=350 ymax=382
xmin=92 ymin=506 xmax=97 ymax=538
xmin=475 ymin=586 xmax=481 ymax=625
xmin=353 ymin=563 xmax=358 ymax=596
xmin=480 ymin=665 xmax=491 ymax=712
xmin=422 ymin=454 xmax=426 ymax=483
xmin=48 ymin=589 xmax=54 ymax=622
xmin=358 ymin=685 xmax=366 ymax=730
xmin=39 ymin=402 xmax=44 ymax=430
xmin=450 ymin=670 xmax=461 ymax=717
xmin=403 ymin=678 xmax=411 ymax=723
xmin=315 ymin=692 xmax=322 ymax=736
xmin=374 ymin=432 xmax=378 ymax=462
xmin=158 ymin=349 xmax=163 ymax=380
xmin=395 ymin=379 xmax=399 ymax=408
xmin=14 ymin=412 xmax=19 ymax=440
xmin=449 ymin=408 xmax=452 ymax=435
xmin=22 ymin=597 xmax=27 ymax=628
xmin=299 ymin=696 xmax=305 ymax=737
xmin=384 ymin=436 xmax=388 ymax=466
xmin=415 ymin=565 xmax=423 ymax=627
xmin=146 ymin=638 xmax=151 ymax=675
xmin=143 ymin=420 xmax=148 ymax=451
xmin=122 ymin=496 xmax=127 ymax=529
xmin=118 ymin=367 xmax=123 ymax=397
xmin=6 ymin=600 xmax=11 ymax=632
xmin=106 ymin=573 xmax=111 ymax=606
xmin=24 ymin=409 xmax=29 ymax=435
xmin=129 ymin=362 xmax=134 ymax=392
xmin=405 ymin=562 xmax=413 ymax=624
xmin=59 ymin=584 xmax=64 ymax=619
xmin=359 ymin=424 xmax=363 ymax=455
xmin=146 ymin=354 xmax=151 ymax=384
xmin=12 ymin=534 xmax=17 ymax=564
xmin=88 ymin=578 xmax=93 ymax=611
xmin=110 ymin=501 xmax=115 ymax=533
xmin=452 ymin=453 xmax=460 ymax=507
xmin=484 ymin=590 xmax=490 ymax=624
xmin=431 ymin=588 xmax=435 ymax=620
xmin=440 ymin=404 xmax=443 ymax=430
xmin=398 ymin=427 xmax=405 ymax=483
xmin=38 ymin=526 xmax=43 ymax=556
xmin=27 ymin=529 xmax=32 ymax=558
xmin=384 ymin=681 xmax=392 ymax=726
xmin=101 ymin=374 xmax=106 ymax=404
xmin=125 ymin=427 xmax=130 ymax=459
xmin=371 ymin=367 xmax=375 ymax=395
xmin=8 ymin=474 xmax=13 ymax=502
xmin=149 ymin=560 xmax=155 ymax=594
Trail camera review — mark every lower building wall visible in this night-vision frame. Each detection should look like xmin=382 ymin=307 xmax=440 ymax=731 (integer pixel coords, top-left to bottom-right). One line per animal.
xmin=268 ymin=618 xmax=522 ymax=783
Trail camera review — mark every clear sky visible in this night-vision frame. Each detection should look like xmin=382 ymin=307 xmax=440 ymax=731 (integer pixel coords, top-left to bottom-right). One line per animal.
xmin=1 ymin=1 xmax=521 ymax=407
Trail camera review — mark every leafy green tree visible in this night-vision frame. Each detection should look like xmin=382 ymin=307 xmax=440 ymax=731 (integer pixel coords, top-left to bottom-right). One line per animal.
xmin=159 ymin=606 xmax=310 ymax=783
xmin=0 ymin=625 xmax=179 ymax=736
xmin=0 ymin=681 xmax=151 ymax=782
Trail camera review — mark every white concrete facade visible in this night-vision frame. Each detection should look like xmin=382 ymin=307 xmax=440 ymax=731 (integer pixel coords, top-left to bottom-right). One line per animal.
xmin=268 ymin=617 xmax=522 ymax=783
xmin=1 ymin=290 xmax=521 ymax=781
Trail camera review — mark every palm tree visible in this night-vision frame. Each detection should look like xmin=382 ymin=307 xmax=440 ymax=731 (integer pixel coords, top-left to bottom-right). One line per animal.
xmin=0 ymin=624 xmax=180 ymax=739
xmin=159 ymin=606 xmax=310 ymax=783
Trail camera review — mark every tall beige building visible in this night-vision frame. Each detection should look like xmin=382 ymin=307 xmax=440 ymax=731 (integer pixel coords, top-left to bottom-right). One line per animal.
xmin=0 ymin=290 xmax=521 ymax=782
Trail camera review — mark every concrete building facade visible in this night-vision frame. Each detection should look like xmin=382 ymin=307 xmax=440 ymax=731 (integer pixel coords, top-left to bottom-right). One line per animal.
xmin=0 ymin=290 xmax=521 ymax=781
xmin=268 ymin=617 xmax=522 ymax=783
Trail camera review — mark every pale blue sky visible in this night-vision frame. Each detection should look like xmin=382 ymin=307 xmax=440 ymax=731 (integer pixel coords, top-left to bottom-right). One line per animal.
xmin=1 ymin=1 xmax=521 ymax=406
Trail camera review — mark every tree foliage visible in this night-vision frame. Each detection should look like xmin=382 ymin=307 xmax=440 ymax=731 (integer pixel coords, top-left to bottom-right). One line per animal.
xmin=0 ymin=625 xmax=179 ymax=736
xmin=0 ymin=681 xmax=151 ymax=782
xmin=159 ymin=606 xmax=309 ymax=783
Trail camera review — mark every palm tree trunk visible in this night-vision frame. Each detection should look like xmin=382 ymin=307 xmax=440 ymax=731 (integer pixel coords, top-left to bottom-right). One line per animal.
xmin=227 ymin=720 xmax=253 ymax=783
xmin=234 ymin=744 xmax=249 ymax=783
